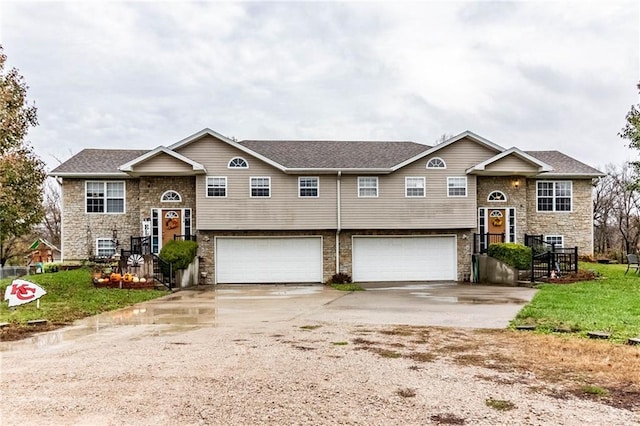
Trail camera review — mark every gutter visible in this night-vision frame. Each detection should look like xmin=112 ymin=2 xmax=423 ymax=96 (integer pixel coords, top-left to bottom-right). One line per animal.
xmin=336 ymin=171 xmax=342 ymax=275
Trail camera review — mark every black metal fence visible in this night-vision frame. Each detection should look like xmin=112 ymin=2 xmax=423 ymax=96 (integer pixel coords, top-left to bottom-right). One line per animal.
xmin=525 ymin=234 xmax=578 ymax=282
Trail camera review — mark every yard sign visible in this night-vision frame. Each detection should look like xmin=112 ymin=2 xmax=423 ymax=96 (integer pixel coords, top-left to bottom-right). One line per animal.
xmin=4 ymin=279 xmax=47 ymax=308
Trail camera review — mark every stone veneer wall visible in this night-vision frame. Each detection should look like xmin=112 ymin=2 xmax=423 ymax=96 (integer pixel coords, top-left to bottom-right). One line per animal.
xmin=138 ymin=176 xmax=197 ymax=223
xmin=526 ymin=179 xmax=594 ymax=254
xmin=338 ymin=229 xmax=474 ymax=282
xmin=61 ymin=176 xmax=198 ymax=260
xmin=61 ymin=179 xmax=141 ymax=260
xmin=197 ymin=230 xmax=337 ymax=285
xmin=476 ymin=176 xmax=528 ymax=243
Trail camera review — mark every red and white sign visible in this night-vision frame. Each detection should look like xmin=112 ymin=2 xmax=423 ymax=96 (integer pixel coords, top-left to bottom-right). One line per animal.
xmin=4 ymin=279 xmax=47 ymax=308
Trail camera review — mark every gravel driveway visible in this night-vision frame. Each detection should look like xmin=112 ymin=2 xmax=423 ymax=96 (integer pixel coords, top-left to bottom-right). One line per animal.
xmin=1 ymin=284 xmax=637 ymax=425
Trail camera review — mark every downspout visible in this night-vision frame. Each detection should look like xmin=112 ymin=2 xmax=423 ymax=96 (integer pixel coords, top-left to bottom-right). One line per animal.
xmin=336 ymin=171 xmax=342 ymax=274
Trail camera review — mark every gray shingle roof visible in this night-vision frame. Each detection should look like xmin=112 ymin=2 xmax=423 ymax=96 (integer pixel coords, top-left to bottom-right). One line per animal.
xmin=50 ymin=149 xmax=149 ymax=175
xmin=526 ymin=151 xmax=603 ymax=176
xmin=238 ymin=140 xmax=430 ymax=169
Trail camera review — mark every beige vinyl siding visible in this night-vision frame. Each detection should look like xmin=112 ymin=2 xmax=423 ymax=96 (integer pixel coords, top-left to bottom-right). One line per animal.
xmin=484 ymin=155 xmax=540 ymax=173
xmin=341 ymin=138 xmax=496 ymax=229
xmin=132 ymin=153 xmax=196 ymax=174
xmin=178 ymin=136 xmax=337 ymax=230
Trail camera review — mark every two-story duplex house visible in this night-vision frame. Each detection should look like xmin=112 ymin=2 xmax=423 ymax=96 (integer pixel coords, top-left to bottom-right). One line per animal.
xmin=50 ymin=128 xmax=602 ymax=284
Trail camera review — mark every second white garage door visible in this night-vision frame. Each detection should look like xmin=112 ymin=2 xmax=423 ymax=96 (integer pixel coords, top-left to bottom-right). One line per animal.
xmin=352 ymin=236 xmax=456 ymax=282
xmin=215 ymin=237 xmax=323 ymax=284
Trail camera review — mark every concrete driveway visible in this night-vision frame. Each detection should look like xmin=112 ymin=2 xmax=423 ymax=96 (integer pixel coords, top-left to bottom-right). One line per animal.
xmin=1 ymin=282 xmax=536 ymax=351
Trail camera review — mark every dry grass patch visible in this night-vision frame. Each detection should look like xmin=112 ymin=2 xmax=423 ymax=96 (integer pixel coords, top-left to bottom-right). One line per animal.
xmin=406 ymin=351 xmax=437 ymax=363
xmin=430 ymin=413 xmax=466 ymax=425
xmin=396 ymin=387 xmax=417 ymax=398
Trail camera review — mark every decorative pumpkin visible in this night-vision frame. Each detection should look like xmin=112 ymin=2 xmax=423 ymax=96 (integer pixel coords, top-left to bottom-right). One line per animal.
xmin=133 ymin=276 xmax=140 ymax=283
xmin=122 ymin=273 xmax=134 ymax=283
xmin=139 ymin=277 xmax=146 ymax=283
xmin=110 ymin=273 xmax=122 ymax=283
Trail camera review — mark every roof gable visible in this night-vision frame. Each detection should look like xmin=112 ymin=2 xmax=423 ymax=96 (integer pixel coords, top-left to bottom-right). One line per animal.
xmin=466 ymin=147 xmax=553 ymax=176
xmin=391 ymin=130 xmax=504 ymax=171
xmin=119 ymin=146 xmax=206 ymax=176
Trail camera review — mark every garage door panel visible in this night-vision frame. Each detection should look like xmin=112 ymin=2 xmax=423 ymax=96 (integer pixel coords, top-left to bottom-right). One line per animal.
xmin=216 ymin=237 xmax=322 ymax=284
xmin=353 ymin=236 xmax=456 ymax=282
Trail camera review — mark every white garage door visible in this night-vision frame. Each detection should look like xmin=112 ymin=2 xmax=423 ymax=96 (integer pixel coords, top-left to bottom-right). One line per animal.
xmin=352 ymin=236 xmax=456 ymax=282
xmin=216 ymin=237 xmax=323 ymax=284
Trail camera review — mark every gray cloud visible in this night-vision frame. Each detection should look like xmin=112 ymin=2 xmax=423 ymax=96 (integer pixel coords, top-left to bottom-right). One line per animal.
xmin=1 ymin=1 xmax=637 ymax=171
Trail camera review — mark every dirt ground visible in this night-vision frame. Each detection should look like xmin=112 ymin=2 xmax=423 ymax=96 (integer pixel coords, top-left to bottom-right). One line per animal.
xmin=1 ymin=321 xmax=638 ymax=425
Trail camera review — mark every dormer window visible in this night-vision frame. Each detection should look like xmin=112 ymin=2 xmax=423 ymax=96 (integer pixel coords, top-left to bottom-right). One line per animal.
xmin=487 ymin=191 xmax=507 ymax=202
xmin=427 ymin=157 xmax=446 ymax=169
xmin=228 ymin=157 xmax=248 ymax=168
xmin=161 ymin=190 xmax=182 ymax=202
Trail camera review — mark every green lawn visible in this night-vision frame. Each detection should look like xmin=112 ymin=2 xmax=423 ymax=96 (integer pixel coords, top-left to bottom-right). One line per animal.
xmin=513 ymin=262 xmax=640 ymax=342
xmin=0 ymin=268 xmax=167 ymax=325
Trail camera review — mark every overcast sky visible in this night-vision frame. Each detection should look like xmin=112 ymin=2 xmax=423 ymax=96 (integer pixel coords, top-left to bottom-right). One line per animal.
xmin=1 ymin=1 xmax=638 ymax=172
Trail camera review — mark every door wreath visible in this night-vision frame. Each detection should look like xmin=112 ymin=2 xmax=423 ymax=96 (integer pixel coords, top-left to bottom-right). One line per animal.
xmin=492 ymin=217 xmax=503 ymax=227
xmin=166 ymin=218 xmax=179 ymax=229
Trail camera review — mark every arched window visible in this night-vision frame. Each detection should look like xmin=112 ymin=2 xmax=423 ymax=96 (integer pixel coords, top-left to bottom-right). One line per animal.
xmin=228 ymin=157 xmax=248 ymax=168
xmin=426 ymin=157 xmax=446 ymax=169
xmin=487 ymin=191 xmax=507 ymax=202
xmin=161 ymin=190 xmax=181 ymax=202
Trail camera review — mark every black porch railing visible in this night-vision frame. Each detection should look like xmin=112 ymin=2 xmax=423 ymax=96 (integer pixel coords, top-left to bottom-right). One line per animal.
xmin=524 ymin=234 xmax=578 ymax=282
xmin=473 ymin=233 xmax=505 ymax=254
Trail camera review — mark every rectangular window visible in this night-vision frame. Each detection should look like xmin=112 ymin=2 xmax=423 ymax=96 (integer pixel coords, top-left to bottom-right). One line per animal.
xmin=250 ymin=177 xmax=271 ymax=197
xmin=206 ymin=176 xmax=227 ymax=197
xmin=299 ymin=177 xmax=319 ymax=197
xmin=358 ymin=177 xmax=378 ymax=197
xmin=537 ymin=181 xmax=572 ymax=212
xmin=544 ymin=235 xmax=564 ymax=248
xmin=96 ymin=238 xmax=116 ymax=257
xmin=405 ymin=177 xmax=425 ymax=197
xmin=86 ymin=181 xmax=125 ymax=213
xmin=447 ymin=177 xmax=467 ymax=197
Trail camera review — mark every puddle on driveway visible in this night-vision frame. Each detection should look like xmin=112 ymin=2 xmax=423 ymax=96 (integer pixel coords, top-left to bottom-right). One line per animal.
xmin=0 ymin=285 xmax=327 ymax=352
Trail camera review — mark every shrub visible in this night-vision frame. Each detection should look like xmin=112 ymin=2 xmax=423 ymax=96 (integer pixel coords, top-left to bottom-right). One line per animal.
xmin=488 ymin=243 xmax=532 ymax=270
xmin=327 ymin=272 xmax=352 ymax=284
xmin=159 ymin=240 xmax=198 ymax=270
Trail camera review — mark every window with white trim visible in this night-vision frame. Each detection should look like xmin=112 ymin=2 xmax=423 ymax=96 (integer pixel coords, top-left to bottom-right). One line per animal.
xmin=544 ymin=235 xmax=564 ymax=248
xmin=96 ymin=238 xmax=116 ymax=257
xmin=405 ymin=177 xmax=425 ymax=197
xmin=228 ymin=157 xmax=248 ymax=168
xmin=358 ymin=177 xmax=378 ymax=197
xmin=86 ymin=181 xmax=125 ymax=213
xmin=206 ymin=177 xmax=227 ymax=197
xmin=250 ymin=177 xmax=271 ymax=197
xmin=427 ymin=157 xmax=446 ymax=168
xmin=299 ymin=177 xmax=319 ymax=197
xmin=488 ymin=190 xmax=507 ymax=202
xmin=161 ymin=190 xmax=181 ymax=202
xmin=447 ymin=177 xmax=467 ymax=197
xmin=537 ymin=181 xmax=572 ymax=212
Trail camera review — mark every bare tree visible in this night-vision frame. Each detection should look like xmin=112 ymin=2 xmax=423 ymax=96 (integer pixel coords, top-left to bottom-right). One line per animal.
xmin=609 ymin=163 xmax=640 ymax=255
xmin=39 ymin=178 xmax=61 ymax=247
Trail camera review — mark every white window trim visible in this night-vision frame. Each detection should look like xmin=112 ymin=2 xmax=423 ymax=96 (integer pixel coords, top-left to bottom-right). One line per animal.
xmin=426 ymin=157 xmax=447 ymax=169
xmin=85 ymin=181 xmax=126 ymax=214
xmin=544 ymin=235 xmax=564 ymax=248
xmin=357 ymin=176 xmax=379 ymax=198
xmin=487 ymin=190 xmax=507 ymax=202
xmin=405 ymin=177 xmax=426 ymax=198
xmin=447 ymin=177 xmax=467 ymax=198
xmin=536 ymin=181 xmax=573 ymax=213
xmin=298 ymin=176 xmax=320 ymax=198
xmin=250 ymin=176 xmax=271 ymax=198
xmin=96 ymin=238 xmax=116 ymax=257
xmin=206 ymin=176 xmax=228 ymax=198
xmin=228 ymin=157 xmax=249 ymax=169
xmin=160 ymin=190 xmax=182 ymax=203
